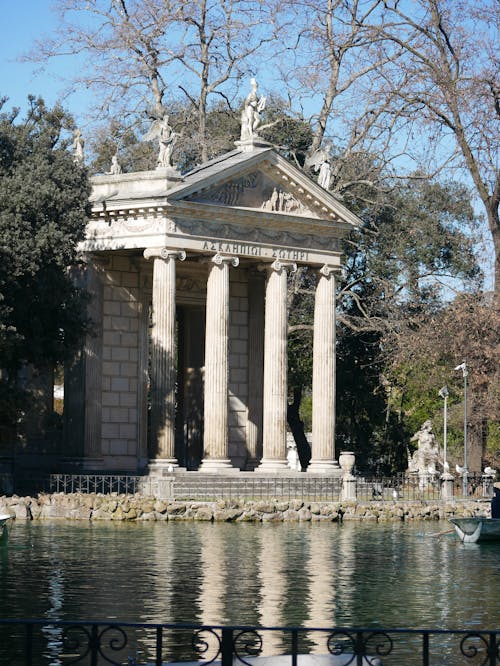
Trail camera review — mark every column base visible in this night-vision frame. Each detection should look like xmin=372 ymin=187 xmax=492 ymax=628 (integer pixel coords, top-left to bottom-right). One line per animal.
xmin=307 ymin=459 xmax=341 ymax=475
xmin=148 ymin=459 xmax=183 ymax=475
xmin=198 ymin=458 xmax=235 ymax=473
xmin=244 ymin=457 xmax=261 ymax=471
xmin=257 ymin=458 xmax=290 ymax=473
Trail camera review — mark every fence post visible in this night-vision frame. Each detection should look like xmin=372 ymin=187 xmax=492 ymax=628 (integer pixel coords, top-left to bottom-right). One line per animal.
xmin=90 ymin=624 xmax=99 ymax=666
xmin=221 ymin=628 xmax=233 ymax=666
xmin=155 ymin=626 xmax=163 ymax=666
xmin=440 ymin=472 xmax=454 ymax=500
xmin=339 ymin=452 xmax=357 ymax=501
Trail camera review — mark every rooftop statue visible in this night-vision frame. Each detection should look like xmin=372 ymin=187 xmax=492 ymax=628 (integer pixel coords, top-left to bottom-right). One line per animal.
xmin=73 ymin=129 xmax=84 ymax=164
xmin=305 ymin=145 xmax=332 ymax=190
xmin=143 ymin=113 xmax=179 ymax=172
xmin=240 ymin=78 xmax=266 ymax=141
xmin=157 ymin=115 xmax=177 ymax=169
xmin=109 ymin=152 xmax=122 ymax=175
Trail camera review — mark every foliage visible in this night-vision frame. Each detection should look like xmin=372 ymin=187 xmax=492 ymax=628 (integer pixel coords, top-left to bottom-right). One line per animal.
xmin=340 ymin=176 xmax=481 ymax=326
xmin=386 ymin=293 xmax=500 ymax=469
xmin=0 ymin=97 xmax=90 ymax=426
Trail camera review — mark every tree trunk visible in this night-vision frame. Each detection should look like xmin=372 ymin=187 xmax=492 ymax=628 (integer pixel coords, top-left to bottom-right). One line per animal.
xmin=287 ymin=385 xmax=311 ymax=469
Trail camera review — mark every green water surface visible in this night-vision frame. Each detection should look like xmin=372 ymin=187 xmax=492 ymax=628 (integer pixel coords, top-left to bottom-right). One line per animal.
xmin=1 ymin=520 xmax=498 ymax=664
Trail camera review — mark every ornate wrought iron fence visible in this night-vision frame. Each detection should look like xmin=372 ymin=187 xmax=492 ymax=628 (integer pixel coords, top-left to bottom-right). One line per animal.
xmin=49 ymin=474 xmax=143 ymax=495
xmin=49 ymin=474 xmax=343 ymax=500
xmin=0 ymin=620 xmax=498 ymax=665
xmin=358 ymin=473 xmax=491 ymax=502
xmin=48 ymin=472 xmax=492 ymax=502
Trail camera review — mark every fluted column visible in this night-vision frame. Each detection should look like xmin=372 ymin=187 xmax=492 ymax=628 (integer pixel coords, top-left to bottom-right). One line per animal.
xmin=259 ymin=260 xmax=296 ymax=472
xmin=199 ymin=253 xmax=239 ymax=471
xmin=309 ymin=265 xmax=340 ymax=472
xmin=144 ymin=247 xmax=186 ymax=468
xmin=246 ymin=271 xmax=265 ymax=470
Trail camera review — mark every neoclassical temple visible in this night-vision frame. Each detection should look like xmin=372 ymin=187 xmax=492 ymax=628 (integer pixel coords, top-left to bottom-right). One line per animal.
xmin=64 ymin=107 xmax=361 ymax=476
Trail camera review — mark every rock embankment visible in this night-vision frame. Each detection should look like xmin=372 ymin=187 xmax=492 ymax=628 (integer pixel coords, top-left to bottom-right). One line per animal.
xmin=0 ymin=493 xmax=491 ymax=523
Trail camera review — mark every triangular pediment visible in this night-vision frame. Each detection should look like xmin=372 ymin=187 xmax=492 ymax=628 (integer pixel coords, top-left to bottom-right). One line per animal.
xmin=166 ymin=148 xmax=362 ymax=229
xmin=185 ymin=169 xmax=319 ymax=218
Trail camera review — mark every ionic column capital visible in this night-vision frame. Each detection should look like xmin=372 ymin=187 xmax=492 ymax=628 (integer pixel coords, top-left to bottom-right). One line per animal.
xmin=258 ymin=260 xmax=297 ymax=275
xmin=144 ymin=247 xmax=186 ymax=262
xmin=317 ymin=264 xmax=342 ymax=278
xmin=202 ymin=252 xmax=239 ymax=267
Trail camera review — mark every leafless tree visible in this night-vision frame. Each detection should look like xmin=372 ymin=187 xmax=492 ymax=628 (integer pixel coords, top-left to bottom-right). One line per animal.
xmin=28 ymin=0 xmax=281 ymax=161
xmin=275 ymin=0 xmax=405 ymax=192
xmin=375 ymin=0 xmax=500 ymax=303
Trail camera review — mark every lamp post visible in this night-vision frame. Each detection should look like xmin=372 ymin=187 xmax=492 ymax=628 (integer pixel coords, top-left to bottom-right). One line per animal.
xmin=454 ymin=362 xmax=468 ymax=497
xmin=438 ymin=386 xmax=449 ymax=470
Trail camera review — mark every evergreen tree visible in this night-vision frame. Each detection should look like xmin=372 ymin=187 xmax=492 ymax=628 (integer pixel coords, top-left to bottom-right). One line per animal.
xmin=0 ymin=97 xmax=91 ymax=432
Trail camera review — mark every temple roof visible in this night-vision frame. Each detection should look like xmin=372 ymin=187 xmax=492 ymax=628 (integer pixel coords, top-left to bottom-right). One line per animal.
xmin=90 ymin=146 xmax=362 ymax=231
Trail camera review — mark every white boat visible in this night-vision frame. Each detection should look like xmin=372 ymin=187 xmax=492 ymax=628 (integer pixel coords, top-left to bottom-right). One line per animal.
xmin=449 ymin=517 xmax=500 ymax=543
xmin=0 ymin=513 xmax=12 ymax=545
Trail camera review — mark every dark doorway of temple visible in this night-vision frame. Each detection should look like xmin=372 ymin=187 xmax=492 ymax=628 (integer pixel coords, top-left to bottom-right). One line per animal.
xmin=176 ymin=306 xmax=205 ymax=469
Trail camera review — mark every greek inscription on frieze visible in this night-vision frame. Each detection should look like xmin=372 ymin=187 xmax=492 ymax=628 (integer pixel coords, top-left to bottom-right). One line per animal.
xmin=201 ymin=239 xmax=308 ymax=262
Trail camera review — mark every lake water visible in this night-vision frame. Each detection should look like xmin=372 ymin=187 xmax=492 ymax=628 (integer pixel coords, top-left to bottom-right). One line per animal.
xmin=1 ymin=519 xmax=499 ymax=664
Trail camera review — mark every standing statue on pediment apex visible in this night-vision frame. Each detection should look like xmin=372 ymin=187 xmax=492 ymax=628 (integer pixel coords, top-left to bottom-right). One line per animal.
xmin=240 ymin=78 xmax=266 ymax=141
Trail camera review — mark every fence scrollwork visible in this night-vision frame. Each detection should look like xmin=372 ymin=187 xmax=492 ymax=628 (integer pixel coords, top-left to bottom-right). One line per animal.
xmin=460 ymin=632 xmax=499 ymax=665
xmin=233 ymin=629 xmax=263 ymax=666
xmin=192 ymin=627 xmax=222 ymax=665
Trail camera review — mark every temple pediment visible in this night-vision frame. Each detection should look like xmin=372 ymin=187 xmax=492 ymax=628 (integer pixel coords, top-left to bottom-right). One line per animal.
xmin=166 ymin=148 xmax=361 ymax=228
xmin=86 ymin=146 xmax=361 ymax=257
xmin=183 ymin=169 xmax=319 ymax=218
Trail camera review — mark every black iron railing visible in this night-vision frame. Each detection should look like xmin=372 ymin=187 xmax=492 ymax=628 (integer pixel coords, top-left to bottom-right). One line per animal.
xmin=49 ymin=474 xmax=143 ymax=495
xmin=0 ymin=620 xmax=498 ymax=665
xmin=359 ymin=473 xmax=493 ymax=502
xmin=48 ymin=472 xmax=493 ymax=502
xmin=49 ymin=473 xmax=343 ymax=500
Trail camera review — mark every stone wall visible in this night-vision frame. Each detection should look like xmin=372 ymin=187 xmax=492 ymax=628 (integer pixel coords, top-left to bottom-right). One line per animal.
xmin=0 ymin=494 xmax=491 ymax=523
xmin=100 ymin=255 xmax=145 ymax=468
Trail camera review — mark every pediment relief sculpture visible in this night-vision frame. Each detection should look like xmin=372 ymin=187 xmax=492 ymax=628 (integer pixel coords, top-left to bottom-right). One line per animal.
xmin=185 ymin=170 xmax=318 ymax=218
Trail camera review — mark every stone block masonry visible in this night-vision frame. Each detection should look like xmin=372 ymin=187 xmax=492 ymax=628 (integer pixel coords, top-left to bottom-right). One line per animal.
xmin=100 ymin=256 xmax=143 ymax=466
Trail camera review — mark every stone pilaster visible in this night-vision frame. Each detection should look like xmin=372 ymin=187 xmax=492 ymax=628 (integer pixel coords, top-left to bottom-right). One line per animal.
xmin=144 ymin=247 xmax=186 ymax=469
xmin=199 ymin=253 xmax=239 ymax=471
xmin=309 ymin=265 xmax=340 ymax=473
xmin=259 ymin=260 xmax=296 ymax=472
xmin=246 ymin=271 xmax=265 ymax=470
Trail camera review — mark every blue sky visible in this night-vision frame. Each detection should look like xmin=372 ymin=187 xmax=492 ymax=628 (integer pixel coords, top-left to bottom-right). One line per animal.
xmin=0 ymin=2 xmax=495 ymax=289
xmin=1 ymin=2 xmax=88 ymax=120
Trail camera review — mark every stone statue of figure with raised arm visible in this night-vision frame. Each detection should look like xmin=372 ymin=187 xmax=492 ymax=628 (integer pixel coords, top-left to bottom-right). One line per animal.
xmin=240 ymin=78 xmax=266 ymax=141
xmin=73 ymin=129 xmax=84 ymax=164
